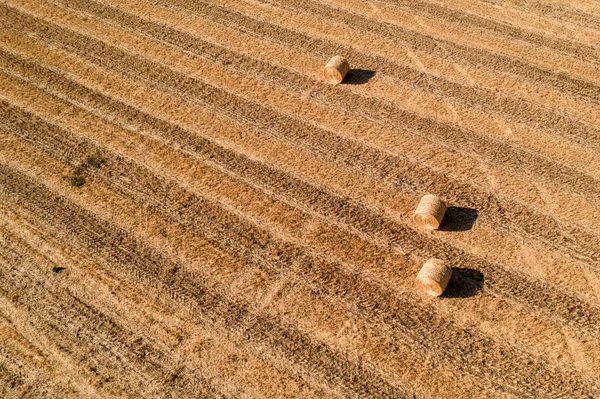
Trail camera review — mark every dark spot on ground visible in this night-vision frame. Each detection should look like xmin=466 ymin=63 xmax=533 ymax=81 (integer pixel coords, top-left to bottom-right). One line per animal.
xmin=343 ymin=69 xmax=376 ymax=85
xmin=439 ymin=207 xmax=479 ymax=231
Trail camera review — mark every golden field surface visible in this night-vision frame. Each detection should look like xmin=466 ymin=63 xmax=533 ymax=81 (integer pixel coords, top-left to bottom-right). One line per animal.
xmin=0 ymin=0 xmax=599 ymax=397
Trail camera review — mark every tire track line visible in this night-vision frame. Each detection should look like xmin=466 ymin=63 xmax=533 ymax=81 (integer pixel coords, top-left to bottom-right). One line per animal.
xmin=0 ymin=314 xmax=71 ymax=398
xmin=0 ymin=160 xmax=584 ymax=399
xmin=1 ymin=102 xmax=597 ymax=397
xmin=40 ymin=0 xmax=600 ymax=194
xmin=0 ymin=185 xmax=342 ymax=399
xmin=339 ymin=0 xmax=600 ymax=62
xmin=0 ymin=130 xmax=461 ymax=399
xmin=0 ymin=340 xmax=63 ymax=399
xmin=235 ymin=0 xmax=600 ymax=117
xmin=0 ymin=244 xmax=163 ymax=398
xmin=2 ymin=53 xmax=600 ymax=338
xmin=235 ymin=0 xmax=600 ymax=100
xmin=101 ymin=0 xmax=600 ymax=133
xmin=3 ymin=5 xmax=600 ymax=259
xmin=4 ymin=20 xmax=600 ymax=252
xmin=0 ymin=212 xmax=281 ymax=399
xmin=3 ymin=0 xmax=598 ymax=396
xmin=4 ymin=37 xmax=598 ymax=283
xmin=437 ymin=0 xmax=600 ymax=44
xmin=143 ymin=0 xmax=600 ymax=142
xmin=4 ymin=62 xmax=598 ymax=375
xmin=86 ymin=0 xmax=600 ymax=179
xmin=0 ymin=161 xmax=415 ymax=399
xmin=0 ymin=296 xmax=102 ymax=399
xmin=0 ymin=234 xmax=226 ymax=399
xmin=245 ymin=0 xmax=600 ymax=121
xmin=177 ymin=0 xmax=600 ymax=104
xmin=6 ymin=0 xmax=600 ymax=229
xmin=477 ymin=0 xmax=600 ymax=31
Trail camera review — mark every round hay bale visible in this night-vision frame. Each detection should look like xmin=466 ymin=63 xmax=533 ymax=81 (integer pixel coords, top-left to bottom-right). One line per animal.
xmin=413 ymin=194 xmax=447 ymax=230
xmin=324 ymin=56 xmax=350 ymax=84
xmin=416 ymin=258 xmax=452 ymax=297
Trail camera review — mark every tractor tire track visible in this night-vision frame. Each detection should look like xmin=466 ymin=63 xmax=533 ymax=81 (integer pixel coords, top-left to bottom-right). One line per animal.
xmin=85 ymin=0 xmax=600 ymax=152
xmin=2 ymin=7 xmax=600 ymax=265
xmin=304 ymin=0 xmax=600 ymax=64
xmin=54 ymin=0 xmax=600 ymax=161
xmin=164 ymin=0 xmax=600 ymax=105
xmin=2 ymin=63 xmax=600 ymax=341
xmin=1 ymin=0 xmax=599 ymax=395
xmin=0 ymin=160 xmax=412 ymax=398
xmin=1 ymin=102 xmax=598 ymax=397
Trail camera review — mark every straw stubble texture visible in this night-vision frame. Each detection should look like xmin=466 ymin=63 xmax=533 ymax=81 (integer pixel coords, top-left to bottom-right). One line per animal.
xmin=2 ymin=0 xmax=599 ymax=397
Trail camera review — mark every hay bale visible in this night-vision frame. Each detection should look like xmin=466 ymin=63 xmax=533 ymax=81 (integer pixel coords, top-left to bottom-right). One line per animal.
xmin=413 ymin=194 xmax=447 ymax=230
xmin=324 ymin=56 xmax=350 ymax=84
xmin=415 ymin=258 xmax=452 ymax=297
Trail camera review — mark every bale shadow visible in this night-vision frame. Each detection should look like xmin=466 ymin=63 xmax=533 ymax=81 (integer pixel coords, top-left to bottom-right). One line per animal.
xmin=343 ymin=69 xmax=376 ymax=85
xmin=443 ymin=268 xmax=484 ymax=298
xmin=439 ymin=206 xmax=478 ymax=231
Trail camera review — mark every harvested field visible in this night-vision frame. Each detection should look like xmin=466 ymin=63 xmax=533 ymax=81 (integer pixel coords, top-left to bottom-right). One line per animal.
xmin=0 ymin=0 xmax=599 ymax=397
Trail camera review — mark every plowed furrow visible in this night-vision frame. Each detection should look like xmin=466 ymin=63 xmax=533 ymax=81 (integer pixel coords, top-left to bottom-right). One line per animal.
xmin=52 ymin=0 xmax=600 ymax=156
xmin=0 ymin=104 xmax=597 ymax=397
xmin=0 ymin=162 xmax=410 ymax=399
xmin=1 ymin=10 xmax=599 ymax=263
xmin=2 ymin=69 xmax=600 ymax=342
xmin=161 ymin=0 xmax=600 ymax=105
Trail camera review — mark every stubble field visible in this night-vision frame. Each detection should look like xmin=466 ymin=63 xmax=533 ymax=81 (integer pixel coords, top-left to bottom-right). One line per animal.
xmin=0 ymin=0 xmax=599 ymax=397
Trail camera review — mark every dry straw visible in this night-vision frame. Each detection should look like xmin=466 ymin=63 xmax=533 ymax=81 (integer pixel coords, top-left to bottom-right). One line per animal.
xmin=413 ymin=194 xmax=447 ymax=230
xmin=324 ymin=56 xmax=350 ymax=84
xmin=415 ymin=258 xmax=452 ymax=297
